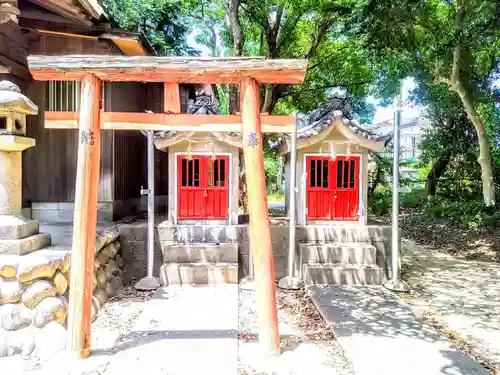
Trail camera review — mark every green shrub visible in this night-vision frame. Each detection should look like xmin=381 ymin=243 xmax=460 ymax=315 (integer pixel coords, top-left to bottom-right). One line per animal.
xmin=368 ymin=185 xmax=425 ymax=215
xmin=422 ymin=196 xmax=500 ymax=230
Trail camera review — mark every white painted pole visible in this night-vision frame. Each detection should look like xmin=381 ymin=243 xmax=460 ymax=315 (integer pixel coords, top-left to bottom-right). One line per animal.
xmin=384 ymin=82 xmax=410 ymax=293
xmin=134 ymin=131 xmax=160 ymax=291
xmin=147 ymin=131 xmax=155 ymax=278
xmin=287 ymin=129 xmax=297 ymax=277
xmin=278 ymin=123 xmax=303 ymax=290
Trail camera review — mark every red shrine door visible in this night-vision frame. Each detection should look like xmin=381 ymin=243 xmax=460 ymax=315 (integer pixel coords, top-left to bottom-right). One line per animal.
xmin=305 ymin=155 xmax=360 ymax=221
xmin=177 ymin=155 xmax=229 ymax=220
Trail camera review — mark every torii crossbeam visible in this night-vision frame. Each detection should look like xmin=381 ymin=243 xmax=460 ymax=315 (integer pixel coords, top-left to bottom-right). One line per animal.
xmin=27 ymin=55 xmax=308 ymax=359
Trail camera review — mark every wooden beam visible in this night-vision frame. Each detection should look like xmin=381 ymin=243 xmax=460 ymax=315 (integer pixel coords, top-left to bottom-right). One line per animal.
xmin=164 ymin=83 xmax=181 ymax=113
xmin=240 ymin=77 xmax=280 ymax=354
xmin=28 ymin=55 xmax=308 ymax=84
xmin=29 ymin=0 xmax=93 ymax=26
xmin=36 ymin=29 xmax=97 ymax=40
xmin=0 ymin=56 xmax=32 ymax=82
xmin=110 ymin=39 xmax=148 ymax=56
xmin=66 ymin=74 xmax=101 ymax=359
xmin=78 ymin=0 xmax=104 ymax=19
xmin=44 ymin=111 xmax=296 ymax=133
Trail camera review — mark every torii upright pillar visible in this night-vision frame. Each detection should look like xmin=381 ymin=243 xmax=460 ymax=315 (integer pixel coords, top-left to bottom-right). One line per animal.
xmin=66 ymin=74 xmax=101 ymax=358
xmin=240 ymin=77 xmax=280 ymax=355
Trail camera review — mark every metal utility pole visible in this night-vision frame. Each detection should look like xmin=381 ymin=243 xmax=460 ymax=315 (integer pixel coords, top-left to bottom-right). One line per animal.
xmin=279 ymin=126 xmax=303 ymax=290
xmin=135 ymin=131 xmax=160 ymax=291
xmin=384 ymin=83 xmax=410 ymax=293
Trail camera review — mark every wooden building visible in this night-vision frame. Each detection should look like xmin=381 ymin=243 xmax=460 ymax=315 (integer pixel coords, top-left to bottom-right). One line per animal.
xmin=0 ymin=0 xmax=184 ymax=221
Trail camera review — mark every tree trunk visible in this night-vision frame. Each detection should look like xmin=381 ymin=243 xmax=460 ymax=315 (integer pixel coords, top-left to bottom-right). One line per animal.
xmin=426 ymin=151 xmax=451 ymax=196
xmin=261 ymin=84 xmax=284 ymax=114
xmin=453 ymin=81 xmax=495 ymax=205
xmin=226 ymin=0 xmax=243 ymax=114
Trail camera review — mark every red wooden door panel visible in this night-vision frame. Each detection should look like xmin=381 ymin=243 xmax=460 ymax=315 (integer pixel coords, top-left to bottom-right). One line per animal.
xmin=332 ymin=156 xmax=360 ymax=221
xmin=203 ymin=156 xmax=229 ymax=219
xmin=177 ymin=155 xmax=229 ymax=220
xmin=306 ymin=155 xmax=360 ymax=221
xmin=306 ymin=156 xmax=336 ymax=220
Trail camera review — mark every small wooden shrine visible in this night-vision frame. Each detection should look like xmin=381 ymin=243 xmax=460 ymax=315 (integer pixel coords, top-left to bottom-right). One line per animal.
xmin=271 ymin=94 xmax=391 ymax=225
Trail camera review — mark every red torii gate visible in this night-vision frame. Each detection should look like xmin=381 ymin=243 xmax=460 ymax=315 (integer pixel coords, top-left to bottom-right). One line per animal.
xmin=28 ymin=55 xmax=308 ymax=358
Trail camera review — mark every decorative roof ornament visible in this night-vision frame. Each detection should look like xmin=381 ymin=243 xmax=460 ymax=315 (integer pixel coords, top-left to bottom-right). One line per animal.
xmin=0 ymin=80 xmax=38 ymax=115
xmin=269 ymin=93 xmax=391 ymax=152
xmin=187 ymin=90 xmax=220 ymax=115
xmin=0 ymin=0 xmax=20 ymax=24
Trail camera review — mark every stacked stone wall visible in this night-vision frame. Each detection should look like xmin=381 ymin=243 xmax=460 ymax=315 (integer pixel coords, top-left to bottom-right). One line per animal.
xmin=0 ymin=231 xmax=123 ymax=358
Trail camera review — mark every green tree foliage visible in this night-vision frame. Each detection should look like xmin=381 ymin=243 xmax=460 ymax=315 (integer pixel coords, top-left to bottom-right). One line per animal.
xmin=102 ymin=0 xmax=197 ymax=55
xmin=200 ymin=0 xmax=376 ymax=118
xmin=352 ymin=0 xmax=499 ymax=205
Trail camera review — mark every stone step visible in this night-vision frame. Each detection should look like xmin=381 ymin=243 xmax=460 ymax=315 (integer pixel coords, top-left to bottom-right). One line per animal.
xmin=0 ymin=233 xmax=52 ymax=255
xmin=299 ymin=243 xmax=377 ymax=265
xmin=0 ymin=216 xmax=40 ymax=240
xmin=160 ymin=262 xmax=238 ymax=285
xmin=302 ymin=263 xmax=389 ymax=286
xmin=162 ymin=243 xmax=238 ymax=263
xmin=301 ymin=225 xmax=390 ymax=243
xmin=156 ymin=225 xmax=242 ymax=243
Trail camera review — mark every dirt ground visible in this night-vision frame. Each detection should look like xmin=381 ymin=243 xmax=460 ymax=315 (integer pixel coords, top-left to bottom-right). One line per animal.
xmin=374 ymin=213 xmax=500 ymax=262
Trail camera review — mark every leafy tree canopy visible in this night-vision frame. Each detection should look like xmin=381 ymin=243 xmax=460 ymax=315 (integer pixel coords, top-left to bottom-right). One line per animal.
xmin=102 ymin=0 xmax=198 ymax=55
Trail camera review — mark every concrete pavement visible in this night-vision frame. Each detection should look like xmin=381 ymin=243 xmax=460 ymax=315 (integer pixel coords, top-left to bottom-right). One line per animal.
xmin=308 ymin=285 xmax=489 ymax=375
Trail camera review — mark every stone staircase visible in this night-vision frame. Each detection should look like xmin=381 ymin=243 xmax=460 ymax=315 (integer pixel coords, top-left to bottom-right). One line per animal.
xmin=0 ymin=216 xmax=52 ymax=255
xmin=159 ymin=242 xmax=239 ymax=285
xmin=299 ymin=226 xmax=391 ymax=286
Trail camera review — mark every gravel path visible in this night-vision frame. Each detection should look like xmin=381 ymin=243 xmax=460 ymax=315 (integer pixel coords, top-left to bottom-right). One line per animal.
xmin=238 ymin=287 xmax=354 ymax=375
xmin=1 ymin=284 xmax=354 ymax=375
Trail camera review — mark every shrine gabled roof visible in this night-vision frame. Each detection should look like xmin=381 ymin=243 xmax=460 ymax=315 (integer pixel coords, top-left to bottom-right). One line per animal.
xmin=271 ymin=94 xmax=391 ymax=154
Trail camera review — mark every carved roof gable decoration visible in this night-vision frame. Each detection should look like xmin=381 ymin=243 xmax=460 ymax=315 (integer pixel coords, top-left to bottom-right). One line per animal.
xmin=270 ymin=93 xmax=392 ymax=153
xmin=187 ymin=90 xmax=220 ymax=115
xmin=146 ymin=90 xmax=226 ymax=150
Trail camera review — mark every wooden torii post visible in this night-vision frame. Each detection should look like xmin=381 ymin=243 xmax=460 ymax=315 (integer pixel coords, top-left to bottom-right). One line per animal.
xmin=28 ymin=55 xmax=307 ymax=358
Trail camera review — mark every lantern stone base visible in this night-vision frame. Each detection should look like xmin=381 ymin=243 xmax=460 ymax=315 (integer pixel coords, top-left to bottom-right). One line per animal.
xmin=0 ymin=215 xmax=40 ymax=240
xmin=0 ymin=135 xmax=36 ymax=217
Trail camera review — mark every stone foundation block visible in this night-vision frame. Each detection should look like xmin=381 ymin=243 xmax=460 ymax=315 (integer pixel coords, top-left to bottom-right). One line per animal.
xmin=0 ymin=216 xmax=39 ymax=240
xmin=0 ymin=303 xmax=33 ymax=331
xmin=0 ymin=254 xmax=19 ymax=278
xmin=302 ymin=263 xmax=389 ymax=286
xmin=21 ymin=280 xmax=57 ymax=309
xmin=162 ymin=243 xmax=238 ymax=263
xmin=33 ymin=296 xmax=67 ymax=328
xmin=299 ymin=243 xmax=377 ymax=265
xmin=160 ymin=262 xmax=238 ymax=285
xmin=0 ymin=233 xmax=51 ymax=255
xmin=0 ymin=278 xmax=23 ymax=304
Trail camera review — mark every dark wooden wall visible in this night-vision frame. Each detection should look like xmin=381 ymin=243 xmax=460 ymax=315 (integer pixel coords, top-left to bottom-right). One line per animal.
xmin=23 ymin=81 xmax=115 ymax=202
xmin=23 ymin=34 xmax=121 ymax=204
xmin=22 ymin=32 xmax=192 ymax=207
xmin=27 ymin=33 xmax=122 ymax=55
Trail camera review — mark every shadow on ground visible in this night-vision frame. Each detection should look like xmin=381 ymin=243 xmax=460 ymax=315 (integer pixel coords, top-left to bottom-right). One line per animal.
xmin=309 ymin=285 xmax=489 ymax=375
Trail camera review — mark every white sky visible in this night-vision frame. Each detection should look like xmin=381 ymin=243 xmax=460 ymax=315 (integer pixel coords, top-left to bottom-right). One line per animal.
xmin=367 ymin=77 xmax=422 ymax=124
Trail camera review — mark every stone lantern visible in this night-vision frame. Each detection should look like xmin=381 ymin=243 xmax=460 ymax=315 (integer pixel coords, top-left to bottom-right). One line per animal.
xmin=0 ymin=81 xmax=51 ymax=255
xmin=0 ymin=80 xmax=37 ymax=217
